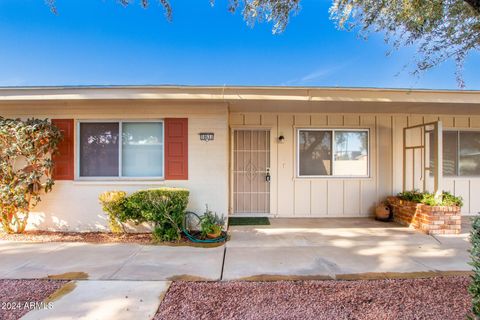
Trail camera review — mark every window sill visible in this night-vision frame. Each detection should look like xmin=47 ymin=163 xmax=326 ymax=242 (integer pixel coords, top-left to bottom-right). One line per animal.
xmin=72 ymin=180 xmax=166 ymax=186
xmin=443 ymin=176 xmax=480 ymax=180
xmin=294 ymin=176 xmax=372 ymax=181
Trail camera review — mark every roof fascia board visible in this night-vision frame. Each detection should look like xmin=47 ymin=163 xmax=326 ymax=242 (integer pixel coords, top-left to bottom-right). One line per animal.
xmin=0 ymin=86 xmax=478 ymax=104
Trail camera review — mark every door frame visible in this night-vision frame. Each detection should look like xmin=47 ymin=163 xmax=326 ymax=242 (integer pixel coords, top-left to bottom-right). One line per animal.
xmin=402 ymin=120 xmax=443 ymax=195
xmin=229 ymin=126 xmax=274 ymax=216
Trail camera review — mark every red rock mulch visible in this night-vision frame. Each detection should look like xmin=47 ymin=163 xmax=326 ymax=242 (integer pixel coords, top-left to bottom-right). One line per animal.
xmin=0 ymin=230 xmax=153 ymax=244
xmin=155 ymin=276 xmax=472 ymax=320
xmin=0 ymin=279 xmax=67 ymax=320
xmin=0 ymin=231 xmax=225 ymax=247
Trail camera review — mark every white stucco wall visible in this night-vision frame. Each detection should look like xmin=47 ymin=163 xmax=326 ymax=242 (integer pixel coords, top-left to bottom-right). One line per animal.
xmin=0 ymin=101 xmax=229 ymax=231
xmin=1 ymin=95 xmax=479 ymax=230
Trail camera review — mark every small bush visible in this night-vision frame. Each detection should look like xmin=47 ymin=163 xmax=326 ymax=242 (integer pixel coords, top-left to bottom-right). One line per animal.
xmin=442 ymin=191 xmax=464 ymax=207
xmin=99 ymin=191 xmax=127 ymax=233
xmin=397 ymin=190 xmax=463 ymax=207
xmin=153 ymin=225 xmax=178 ymax=242
xmin=124 ymin=188 xmax=189 ymax=241
xmin=397 ymin=190 xmax=424 ymax=203
xmin=468 ymin=216 xmax=480 ymax=319
xmin=470 ymin=215 xmax=480 ymax=319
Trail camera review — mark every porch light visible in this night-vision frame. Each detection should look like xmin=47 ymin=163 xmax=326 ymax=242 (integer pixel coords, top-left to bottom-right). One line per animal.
xmin=199 ymin=132 xmax=214 ymax=142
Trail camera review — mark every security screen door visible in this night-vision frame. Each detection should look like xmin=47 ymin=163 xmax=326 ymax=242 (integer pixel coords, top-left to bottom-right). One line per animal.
xmin=233 ymin=129 xmax=271 ymax=214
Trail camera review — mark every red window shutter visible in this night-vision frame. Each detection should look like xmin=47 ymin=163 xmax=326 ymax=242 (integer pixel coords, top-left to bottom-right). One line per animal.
xmin=51 ymin=119 xmax=74 ymax=180
xmin=165 ymin=118 xmax=188 ymax=180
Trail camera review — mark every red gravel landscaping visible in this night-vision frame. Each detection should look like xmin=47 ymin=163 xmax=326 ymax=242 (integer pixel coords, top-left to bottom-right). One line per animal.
xmin=0 ymin=231 xmax=154 ymax=244
xmin=0 ymin=279 xmax=66 ymax=320
xmin=0 ymin=231 xmax=224 ymax=247
xmin=155 ymin=276 xmax=472 ymax=320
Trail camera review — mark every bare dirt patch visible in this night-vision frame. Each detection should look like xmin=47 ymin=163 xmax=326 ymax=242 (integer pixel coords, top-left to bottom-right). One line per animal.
xmin=155 ymin=276 xmax=472 ymax=320
xmin=0 ymin=231 xmax=224 ymax=247
xmin=0 ymin=279 xmax=67 ymax=320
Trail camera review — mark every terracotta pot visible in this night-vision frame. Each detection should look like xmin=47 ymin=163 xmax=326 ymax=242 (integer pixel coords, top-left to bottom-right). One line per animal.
xmin=375 ymin=204 xmax=390 ymax=220
xmin=207 ymin=231 xmax=221 ymax=239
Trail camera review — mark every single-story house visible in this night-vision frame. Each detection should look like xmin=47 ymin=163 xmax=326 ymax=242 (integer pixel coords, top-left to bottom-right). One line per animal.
xmin=0 ymin=85 xmax=479 ymax=231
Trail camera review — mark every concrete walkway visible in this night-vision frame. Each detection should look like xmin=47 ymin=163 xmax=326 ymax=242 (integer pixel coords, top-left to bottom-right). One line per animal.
xmin=22 ymin=280 xmax=171 ymax=320
xmin=0 ymin=218 xmax=472 ymax=282
xmin=0 ymin=218 xmax=472 ymax=319
xmin=223 ymin=218 xmax=472 ymax=280
xmin=0 ymin=242 xmax=224 ymax=281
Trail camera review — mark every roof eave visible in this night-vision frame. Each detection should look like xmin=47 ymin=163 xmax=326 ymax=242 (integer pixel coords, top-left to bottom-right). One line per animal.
xmin=0 ymin=85 xmax=478 ymax=104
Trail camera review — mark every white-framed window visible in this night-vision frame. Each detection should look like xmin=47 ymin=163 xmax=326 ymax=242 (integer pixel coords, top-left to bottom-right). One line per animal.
xmin=430 ymin=130 xmax=480 ymax=177
xmin=78 ymin=120 xmax=164 ymax=179
xmin=297 ymin=128 xmax=370 ymax=178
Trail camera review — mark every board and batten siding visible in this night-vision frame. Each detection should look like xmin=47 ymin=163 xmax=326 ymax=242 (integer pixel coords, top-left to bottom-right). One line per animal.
xmin=230 ymin=113 xmax=480 ymax=217
xmin=0 ymin=101 xmax=229 ymax=231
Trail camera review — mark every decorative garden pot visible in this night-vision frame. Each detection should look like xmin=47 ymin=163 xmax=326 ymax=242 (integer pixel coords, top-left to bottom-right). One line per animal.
xmin=207 ymin=230 xmax=222 ymax=239
xmin=375 ymin=204 xmax=391 ymax=220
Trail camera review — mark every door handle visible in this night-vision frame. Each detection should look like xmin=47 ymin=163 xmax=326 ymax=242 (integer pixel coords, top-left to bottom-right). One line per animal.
xmin=265 ymin=168 xmax=271 ymax=182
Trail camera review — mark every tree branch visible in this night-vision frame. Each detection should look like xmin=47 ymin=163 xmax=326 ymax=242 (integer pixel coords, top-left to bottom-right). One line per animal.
xmin=464 ymin=0 xmax=480 ymax=14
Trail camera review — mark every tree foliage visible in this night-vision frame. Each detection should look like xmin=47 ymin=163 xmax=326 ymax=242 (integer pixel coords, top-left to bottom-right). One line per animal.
xmin=330 ymin=0 xmax=480 ymax=87
xmin=0 ymin=118 xmax=63 ymax=233
xmin=225 ymin=0 xmax=300 ymax=34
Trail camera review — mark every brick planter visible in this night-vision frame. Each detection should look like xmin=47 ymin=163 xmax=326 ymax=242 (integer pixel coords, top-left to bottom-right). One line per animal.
xmin=386 ymin=196 xmax=461 ymax=235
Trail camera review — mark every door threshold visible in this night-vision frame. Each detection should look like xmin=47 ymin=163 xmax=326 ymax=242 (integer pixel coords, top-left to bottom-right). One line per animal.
xmin=230 ymin=213 xmax=274 ymax=218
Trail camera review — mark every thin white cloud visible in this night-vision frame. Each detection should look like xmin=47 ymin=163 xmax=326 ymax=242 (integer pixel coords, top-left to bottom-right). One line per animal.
xmin=301 ymin=69 xmax=333 ymax=82
xmin=281 ymin=60 xmax=356 ymax=86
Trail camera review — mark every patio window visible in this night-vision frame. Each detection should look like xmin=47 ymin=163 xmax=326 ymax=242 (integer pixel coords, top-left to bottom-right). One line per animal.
xmin=433 ymin=130 xmax=480 ymax=177
xmin=297 ymin=129 xmax=369 ymax=177
xmin=79 ymin=121 xmax=164 ymax=178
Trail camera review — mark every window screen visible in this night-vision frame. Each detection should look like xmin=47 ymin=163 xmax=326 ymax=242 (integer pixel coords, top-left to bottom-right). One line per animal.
xmin=459 ymin=131 xmax=480 ymax=176
xmin=298 ymin=130 xmax=332 ymax=176
xmin=79 ymin=122 xmax=119 ymax=177
xmin=79 ymin=121 xmax=164 ymax=178
xmin=334 ymin=131 xmax=369 ymax=176
xmin=298 ymin=129 xmax=369 ymax=177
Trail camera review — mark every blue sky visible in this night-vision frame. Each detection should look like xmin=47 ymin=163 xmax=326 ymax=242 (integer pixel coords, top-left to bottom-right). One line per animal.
xmin=0 ymin=0 xmax=479 ymax=89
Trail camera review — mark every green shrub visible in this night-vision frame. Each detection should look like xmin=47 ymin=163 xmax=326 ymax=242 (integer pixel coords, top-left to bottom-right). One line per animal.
xmin=0 ymin=118 xmax=63 ymax=233
xmin=397 ymin=190 xmax=463 ymax=207
xmin=470 ymin=215 xmax=480 ymax=319
xmin=99 ymin=191 xmax=127 ymax=233
xmin=124 ymin=188 xmax=189 ymax=241
xmin=442 ymin=191 xmax=464 ymax=207
xmin=152 ymin=225 xmax=178 ymax=242
xmin=397 ymin=190 xmax=425 ymax=203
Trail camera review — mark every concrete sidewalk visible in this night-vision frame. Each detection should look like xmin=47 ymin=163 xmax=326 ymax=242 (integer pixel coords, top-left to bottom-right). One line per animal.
xmin=222 ymin=218 xmax=472 ymax=280
xmin=0 ymin=218 xmax=473 ymax=320
xmin=0 ymin=242 xmax=224 ymax=281
xmin=0 ymin=218 xmax=472 ymax=281
xmin=22 ymin=280 xmax=171 ymax=320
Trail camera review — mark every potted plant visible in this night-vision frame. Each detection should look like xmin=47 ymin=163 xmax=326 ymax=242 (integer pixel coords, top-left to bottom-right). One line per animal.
xmin=200 ymin=206 xmax=225 ymax=239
